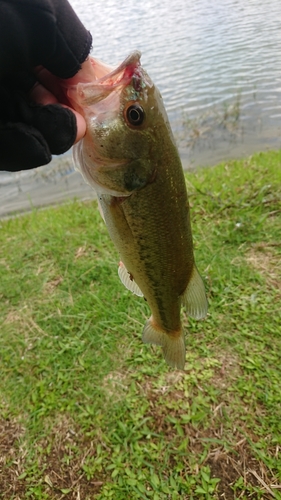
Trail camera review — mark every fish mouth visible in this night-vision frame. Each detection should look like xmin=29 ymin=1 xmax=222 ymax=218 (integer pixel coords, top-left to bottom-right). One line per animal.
xmin=66 ymin=50 xmax=154 ymax=114
xmin=94 ymin=51 xmax=142 ymax=86
xmin=75 ymin=51 xmax=143 ymax=105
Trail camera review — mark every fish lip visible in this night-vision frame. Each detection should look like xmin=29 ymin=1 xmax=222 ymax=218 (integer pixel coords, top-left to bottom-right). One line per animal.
xmin=84 ymin=51 xmax=142 ymax=91
xmin=96 ymin=51 xmax=142 ymax=85
xmin=70 ymin=51 xmax=143 ymax=107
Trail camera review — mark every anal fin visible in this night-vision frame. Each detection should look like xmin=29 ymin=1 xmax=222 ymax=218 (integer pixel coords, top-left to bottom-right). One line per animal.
xmin=181 ymin=265 xmax=208 ymax=320
xmin=118 ymin=261 xmax=143 ymax=297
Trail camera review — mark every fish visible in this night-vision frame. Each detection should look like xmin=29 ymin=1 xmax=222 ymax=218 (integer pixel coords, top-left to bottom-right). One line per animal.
xmin=66 ymin=51 xmax=208 ymax=369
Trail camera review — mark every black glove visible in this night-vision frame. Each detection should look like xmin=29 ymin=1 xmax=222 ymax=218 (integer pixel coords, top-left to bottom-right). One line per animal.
xmin=0 ymin=0 xmax=92 ymax=172
xmin=0 ymin=80 xmax=78 ymax=171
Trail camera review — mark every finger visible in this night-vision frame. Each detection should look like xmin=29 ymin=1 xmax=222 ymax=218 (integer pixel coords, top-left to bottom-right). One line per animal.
xmin=67 ymin=107 xmax=86 ymax=143
xmin=29 ymin=85 xmax=86 ymax=143
xmin=29 ymin=81 xmax=58 ymax=105
xmin=26 ymin=103 xmax=77 ymax=155
xmin=34 ymin=66 xmax=68 ymax=104
xmin=60 ymin=104 xmax=86 ymax=143
xmin=31 ymin=65 xmax=87 ymax=143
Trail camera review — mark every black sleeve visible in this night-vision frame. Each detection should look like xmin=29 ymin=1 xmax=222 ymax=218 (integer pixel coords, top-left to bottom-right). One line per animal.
xmin=0 ymin=0 xmax=92 ymax=79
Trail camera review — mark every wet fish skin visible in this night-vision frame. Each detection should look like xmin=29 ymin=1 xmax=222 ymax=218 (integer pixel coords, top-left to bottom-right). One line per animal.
xmin=68 ymin=51 xmax=208 ymax=369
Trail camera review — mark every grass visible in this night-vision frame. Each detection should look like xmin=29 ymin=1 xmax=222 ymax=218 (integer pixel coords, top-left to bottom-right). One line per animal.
xmin=0 ymin=149 xmax=281 ymax=499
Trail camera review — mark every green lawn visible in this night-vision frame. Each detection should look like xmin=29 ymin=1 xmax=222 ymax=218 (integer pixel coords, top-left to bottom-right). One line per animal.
xmin=0 ymin=150 xmax=280 ymax=499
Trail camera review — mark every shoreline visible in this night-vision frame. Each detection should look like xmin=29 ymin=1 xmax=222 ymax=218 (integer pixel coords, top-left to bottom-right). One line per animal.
xmin=1 ymin=147 xmax=279 ymax=219
xmin=0 ymin=156 xmax=96 ymax=219
xmin=0 ymin=152 xmax=194 ymax=219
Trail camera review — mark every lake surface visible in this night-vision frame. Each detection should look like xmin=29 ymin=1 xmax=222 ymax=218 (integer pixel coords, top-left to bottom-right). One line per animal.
xmin=69 ymin=0 xmax=281 ymax=164
xmin=1 ymin=0 xmax=281 ymax=216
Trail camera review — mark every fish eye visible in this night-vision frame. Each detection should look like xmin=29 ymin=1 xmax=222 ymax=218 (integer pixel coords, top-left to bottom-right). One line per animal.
xmin=125 ymin=104 xmax=145 ymax=126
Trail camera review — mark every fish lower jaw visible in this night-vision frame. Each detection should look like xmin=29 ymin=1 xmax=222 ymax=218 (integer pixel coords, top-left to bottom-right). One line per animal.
xmin=84 ymin=176 xmax=133 ymax=198
xmin=111 ymin=193 xmax=132 ymax=205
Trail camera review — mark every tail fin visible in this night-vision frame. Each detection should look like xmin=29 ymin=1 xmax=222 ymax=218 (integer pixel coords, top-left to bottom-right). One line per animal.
xmin=142 ymin=317 xmax=186 ymax=370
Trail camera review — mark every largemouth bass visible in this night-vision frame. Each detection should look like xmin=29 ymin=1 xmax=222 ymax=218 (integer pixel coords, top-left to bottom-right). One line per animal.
xmin=66 ymin=51 xmax=208 ymax=369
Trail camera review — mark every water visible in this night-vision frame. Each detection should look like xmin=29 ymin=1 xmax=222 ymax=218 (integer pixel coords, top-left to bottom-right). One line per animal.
xmin=69 ymin=0 xmax=281 ymax=163
xmin=1 ymin=0 xmax=281 ymax=216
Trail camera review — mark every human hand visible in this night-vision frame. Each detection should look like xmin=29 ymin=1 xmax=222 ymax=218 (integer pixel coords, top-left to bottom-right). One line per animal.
xmin=29 ymin=64 xmax=89 ymax=146
xmin=0 ymin=69 xmax=87 ymax=173
xmin=0 ymin=0 xmax=92 ymax=172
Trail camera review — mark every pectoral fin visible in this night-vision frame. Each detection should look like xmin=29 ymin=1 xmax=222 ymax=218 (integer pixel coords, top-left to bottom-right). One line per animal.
xmin=118 ymin=261 xmax=143 ymax=297
xmin=181 ymin=265 xmax=208 ymax=320
xmin=142 ymin=317 xmax=186 ymax=370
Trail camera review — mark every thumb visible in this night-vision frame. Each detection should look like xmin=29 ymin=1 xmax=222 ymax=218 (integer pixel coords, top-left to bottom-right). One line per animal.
xmin=19 ymin=102 xmax=77 ymax=155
